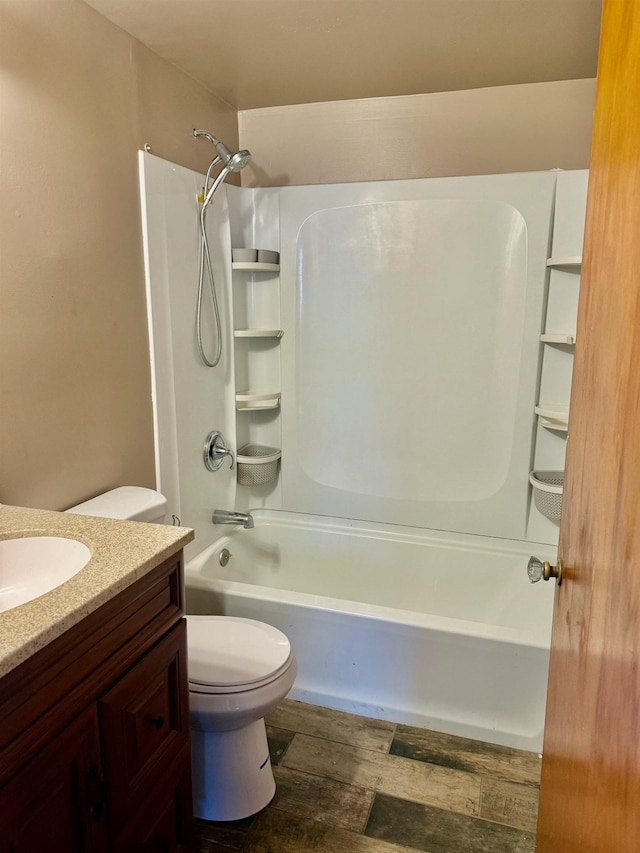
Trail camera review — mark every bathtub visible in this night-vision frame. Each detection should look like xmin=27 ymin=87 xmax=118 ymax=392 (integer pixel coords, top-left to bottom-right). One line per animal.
xmin=185 ymin=510 xmax=555 ymax=752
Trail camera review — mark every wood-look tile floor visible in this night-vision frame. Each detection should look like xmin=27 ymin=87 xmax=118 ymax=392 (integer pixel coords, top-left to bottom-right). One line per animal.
xmin=195 ymin=700 xmax=541 ymax=853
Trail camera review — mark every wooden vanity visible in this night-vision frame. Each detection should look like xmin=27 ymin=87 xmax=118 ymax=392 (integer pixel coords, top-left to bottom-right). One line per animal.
xmin=0 ymin=506 xmax=195 ymax=852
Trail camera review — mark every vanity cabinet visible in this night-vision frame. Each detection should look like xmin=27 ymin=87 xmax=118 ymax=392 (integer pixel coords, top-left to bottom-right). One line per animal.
xmin=0 ymin=551 xmax=194 ymax=853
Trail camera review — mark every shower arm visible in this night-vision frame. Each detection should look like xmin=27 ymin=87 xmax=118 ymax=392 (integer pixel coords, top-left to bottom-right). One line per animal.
xmin=193 ymin=128 xmax=221 ymax=148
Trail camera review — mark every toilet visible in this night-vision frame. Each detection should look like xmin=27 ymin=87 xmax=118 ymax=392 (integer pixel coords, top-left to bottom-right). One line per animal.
xmin=66 ymin=486 xmax=297 ymax=822
xmin=188 ymin=614 xmax=296 ymax=820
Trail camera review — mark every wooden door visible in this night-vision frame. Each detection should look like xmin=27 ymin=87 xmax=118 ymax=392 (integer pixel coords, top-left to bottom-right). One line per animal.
xmin=536 ymin=2 xmax=640 ymax=850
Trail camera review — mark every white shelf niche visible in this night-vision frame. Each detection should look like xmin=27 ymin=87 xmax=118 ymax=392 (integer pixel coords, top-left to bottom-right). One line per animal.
xmin=235 ymin=391 xmax=281 ymax=412
xmin=232 ymin=261 xmax=280 ymax=272
xmin=234 ymin=329 xmax=284 ymax=339
xmin=546 ymin=256 xmax=582 ymax=270
xmin=535 ymin=404 xmax=569 ymax=432
xmin=540 ymin=333 xmax=576 ymax=345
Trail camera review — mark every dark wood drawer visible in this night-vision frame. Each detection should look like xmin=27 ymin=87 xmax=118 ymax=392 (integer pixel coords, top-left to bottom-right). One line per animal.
xmin=100 ymin=619 xmax=190 ymax=834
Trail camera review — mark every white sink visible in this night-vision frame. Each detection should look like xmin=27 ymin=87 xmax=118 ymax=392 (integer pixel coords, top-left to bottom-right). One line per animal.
xmin=0 ymin=536 xmax=92 ymax=613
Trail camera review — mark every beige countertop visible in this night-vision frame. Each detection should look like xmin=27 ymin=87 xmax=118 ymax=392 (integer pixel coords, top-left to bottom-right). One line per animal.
xmin=0 ymin=504 xmax=194 ymax=679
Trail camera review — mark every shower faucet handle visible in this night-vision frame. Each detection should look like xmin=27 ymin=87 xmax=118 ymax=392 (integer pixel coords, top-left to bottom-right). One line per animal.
xmin=203 ymin=431 xmax=235 ymax=472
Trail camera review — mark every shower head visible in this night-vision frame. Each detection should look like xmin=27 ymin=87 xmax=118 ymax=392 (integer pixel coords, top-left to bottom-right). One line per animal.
xmin=227 ymin=148 xmax=253 ymax=172
xmin=193 ymin=128 xmax=252 ymax=172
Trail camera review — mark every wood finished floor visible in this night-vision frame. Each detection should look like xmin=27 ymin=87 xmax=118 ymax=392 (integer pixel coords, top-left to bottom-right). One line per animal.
xmin=195 ymin=700 xmax=541 ymax=853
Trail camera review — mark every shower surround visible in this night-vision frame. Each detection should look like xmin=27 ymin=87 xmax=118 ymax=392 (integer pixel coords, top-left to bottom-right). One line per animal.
xmin=140 ymin=153 xmax=585 ymax=750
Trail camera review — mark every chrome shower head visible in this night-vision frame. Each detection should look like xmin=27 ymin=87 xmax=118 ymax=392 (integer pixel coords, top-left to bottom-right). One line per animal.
xmin=227 ymin=148 xmax=252 ymax=172
xmin=193 ymin=128 xmax=252 ymax=172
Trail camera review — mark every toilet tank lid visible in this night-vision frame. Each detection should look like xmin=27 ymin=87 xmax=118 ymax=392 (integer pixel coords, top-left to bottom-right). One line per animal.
xmin=65 ymin=486 xmax=167 ymax=523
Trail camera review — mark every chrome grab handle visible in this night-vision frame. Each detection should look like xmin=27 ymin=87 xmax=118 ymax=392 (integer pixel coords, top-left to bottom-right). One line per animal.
xmin=203 ymin=431 xmax=234 ymax=471
xmin=528 ymin=556 xmax=563 ymax=586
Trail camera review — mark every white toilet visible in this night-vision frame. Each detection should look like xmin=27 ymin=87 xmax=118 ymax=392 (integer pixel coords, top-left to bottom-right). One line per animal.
xmin=66 ymin=486 xmax=297 ymax=822
xmin=188 ymin=614 xmax=296 ymax=820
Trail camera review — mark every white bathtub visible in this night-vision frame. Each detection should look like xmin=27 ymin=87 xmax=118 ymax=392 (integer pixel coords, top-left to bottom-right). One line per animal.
xmin=185 ymin=510 xmax=555 ymax=752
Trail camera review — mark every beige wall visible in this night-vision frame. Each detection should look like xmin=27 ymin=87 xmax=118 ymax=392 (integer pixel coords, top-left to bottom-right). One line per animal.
xmin=239 ymin=79 xmax=595 ymax=187
xmin=0 ymin=0 xmax=238 ymax=510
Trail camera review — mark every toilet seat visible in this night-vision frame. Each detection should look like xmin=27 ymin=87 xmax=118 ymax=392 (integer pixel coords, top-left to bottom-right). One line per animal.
xmin=187 ymin=615 xmax=293 ymax=694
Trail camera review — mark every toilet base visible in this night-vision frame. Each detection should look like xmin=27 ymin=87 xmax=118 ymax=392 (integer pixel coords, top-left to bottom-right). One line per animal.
xmin=191 ymin=718 xmax=276 ymax=821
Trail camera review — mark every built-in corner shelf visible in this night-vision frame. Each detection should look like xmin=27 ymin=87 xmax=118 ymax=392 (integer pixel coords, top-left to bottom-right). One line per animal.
xmin=234 ymin=329 xmax=284 ymax=339
xmin=535 ymin=404 xmax=569 ymax=432
xmin=235 ymin=391 xmax=281 ymax=412
xmin=231 ymin=246 xmax=282 ymax=480
xmin=540 ymin=333 xmax=576 ymax=345
xmin=546 ymin=256 xmax=582 ymax=270
xmin=530 ymin=174 xmax=587 ymax=525
xmin=232 ymin=261 xmax=280 ymax=272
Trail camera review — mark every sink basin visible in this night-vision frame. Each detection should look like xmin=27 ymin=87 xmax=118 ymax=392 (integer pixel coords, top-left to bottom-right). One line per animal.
xmin=0 ymin=536 xmax=92 ymax=613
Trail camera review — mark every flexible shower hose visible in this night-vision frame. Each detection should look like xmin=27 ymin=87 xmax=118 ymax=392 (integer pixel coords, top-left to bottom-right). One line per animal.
xmin=196 ymin=158 xmax=224 ymax=367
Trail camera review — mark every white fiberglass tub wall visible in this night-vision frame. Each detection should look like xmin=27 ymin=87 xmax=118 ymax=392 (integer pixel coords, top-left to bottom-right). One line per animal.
xmin=141 ymin=165 xmax=563 ymax=547
xmin=276 ymin=172 xmax=558 ymax=544
xmin=186 ymin=510 xmax=555 ymax=752
xmin=139 ymin=152 xmax=237 ymax=557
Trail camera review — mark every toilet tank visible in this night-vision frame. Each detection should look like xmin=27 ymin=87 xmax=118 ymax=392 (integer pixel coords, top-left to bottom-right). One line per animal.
xmin=65 ymin=486 xmax=168 ymax=524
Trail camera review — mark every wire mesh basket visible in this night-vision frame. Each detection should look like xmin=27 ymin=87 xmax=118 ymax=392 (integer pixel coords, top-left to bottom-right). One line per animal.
xmin=529 ymin=470 xmax=564 ymax=524
xmin=237 ymin=444 xmax=281 ymax=486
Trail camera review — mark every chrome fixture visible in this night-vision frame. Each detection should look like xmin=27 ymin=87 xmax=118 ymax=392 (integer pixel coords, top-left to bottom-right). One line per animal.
xmin=528 ymin=556 xmax=563 ymax=586
xmin=193 ymin=129 xmax=252 ymax=368
xmin=193 ymin=129 xmax=252 ymax=174
xmin=212 ymin=510 xmax=254 ymax=529
xmin=203 ymin=430 xmax=234 ymax=472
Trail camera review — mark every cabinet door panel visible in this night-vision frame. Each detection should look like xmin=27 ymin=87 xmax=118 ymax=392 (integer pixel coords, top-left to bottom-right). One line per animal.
xmin=100 ymin=619 xmax=190 ymax=833
xmin=113 ymin=743 xmax=194 ymax=853
xmin=0 ymin=704 xmax=107 ymax=853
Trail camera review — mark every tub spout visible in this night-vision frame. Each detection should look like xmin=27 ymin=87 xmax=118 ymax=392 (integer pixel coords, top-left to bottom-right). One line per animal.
xmin=212 ymin=509 xmax=254 ymax=529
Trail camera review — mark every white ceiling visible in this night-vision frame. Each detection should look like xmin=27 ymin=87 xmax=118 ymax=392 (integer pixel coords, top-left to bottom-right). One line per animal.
xmin=82 ymin=0 xmax=602 ymax=111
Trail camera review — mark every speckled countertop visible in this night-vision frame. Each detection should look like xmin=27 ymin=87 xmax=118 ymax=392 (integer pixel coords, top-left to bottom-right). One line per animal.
xmin=0 ymin=504 xmax=194 ymax=679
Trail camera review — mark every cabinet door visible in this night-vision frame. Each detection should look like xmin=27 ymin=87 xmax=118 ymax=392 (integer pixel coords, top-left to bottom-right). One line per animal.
xmin=112 ymin=744 xmax=194 ymax=853
xmin=0 ymin=704 xmax=108 ymax=853
xmin=100 ymin=619 xmax=190 ymax=834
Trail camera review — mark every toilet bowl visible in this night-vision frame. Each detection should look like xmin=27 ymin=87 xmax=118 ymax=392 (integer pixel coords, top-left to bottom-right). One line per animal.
xmin=65 ymin=487 xmax=297 ymax=821
xmin=188 ymin=615 xmax=297 ymax=820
